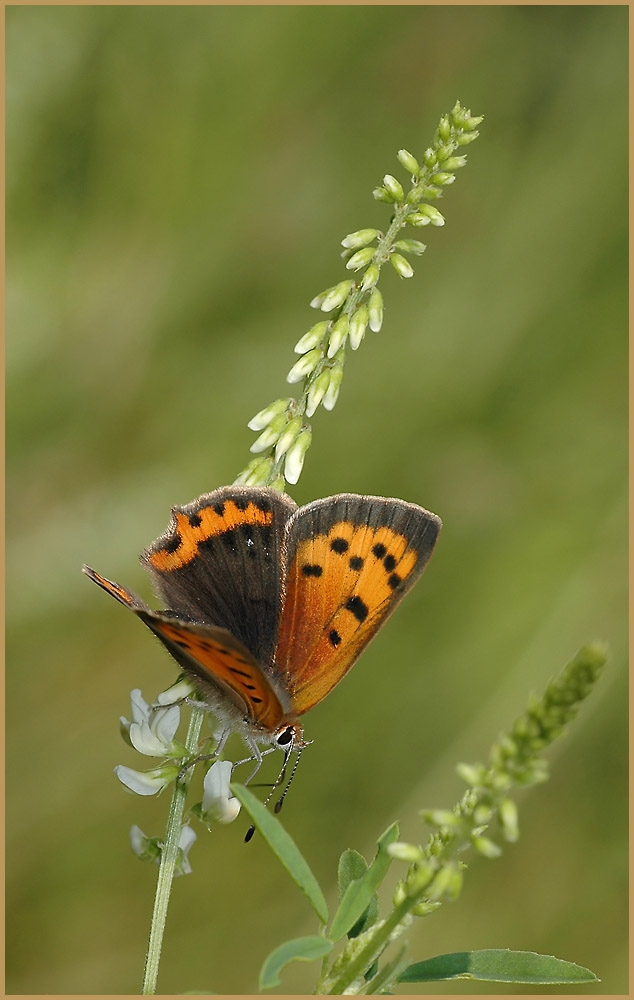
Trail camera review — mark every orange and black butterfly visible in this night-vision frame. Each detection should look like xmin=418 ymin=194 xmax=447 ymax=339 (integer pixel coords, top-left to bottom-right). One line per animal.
xmin=84 ymin=487 xmax=441 ymax=770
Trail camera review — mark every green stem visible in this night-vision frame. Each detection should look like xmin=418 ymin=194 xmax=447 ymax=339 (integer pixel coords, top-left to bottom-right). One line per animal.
xmin=317 ymin=899 xmax=412 ymax=995
xmin=141 ymin=708 xmax=205 ymax=995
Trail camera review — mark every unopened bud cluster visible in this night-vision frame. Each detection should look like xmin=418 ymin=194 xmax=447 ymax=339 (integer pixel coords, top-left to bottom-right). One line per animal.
xmin=237 ymin=100 xmax=482 ymax=491
xmin=384 ymin=645 xmax=606 ymax=926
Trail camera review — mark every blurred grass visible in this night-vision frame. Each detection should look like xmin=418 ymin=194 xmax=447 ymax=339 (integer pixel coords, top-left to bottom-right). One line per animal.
xmin=6 ymin=6 xmax=627 ymax=996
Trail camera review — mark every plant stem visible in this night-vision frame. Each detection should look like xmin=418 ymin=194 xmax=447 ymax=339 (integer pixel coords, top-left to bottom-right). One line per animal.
xmin=141 ymin=707 xmax=205 ymax=995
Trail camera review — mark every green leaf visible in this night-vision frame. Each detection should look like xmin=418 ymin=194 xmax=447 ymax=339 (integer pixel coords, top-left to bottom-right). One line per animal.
xmin=337 ymin=849 xmax=379 ymax=938
xmin=259 ymin=935 xmax=333 ymax=990
xmin=329 ymin=822 xmax=399 ymax=941
xmin=230 ymin=784 xmax=328 ymax=924
xmin=338 ymin=848 xmax=368 ymax=899
xmin=399 ymin=949 xmax=599 ymax=984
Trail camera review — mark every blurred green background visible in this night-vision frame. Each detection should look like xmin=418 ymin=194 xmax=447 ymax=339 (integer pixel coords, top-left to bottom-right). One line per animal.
xmin=6 ymin=6 xmax=627 ymax=996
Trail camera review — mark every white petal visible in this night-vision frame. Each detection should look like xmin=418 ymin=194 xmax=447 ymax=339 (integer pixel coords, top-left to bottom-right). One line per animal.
xmin=150 ymin=704 xmax=180 ymax=745
xmin=115 ymin=765 xmax=170 ymax=796
xmin=156 ymin=678 xmax=195 ymax=705
xmin=129 ymin=721 xmax=171 ymax=757
xmin=202 ymin=760 xmax=233 ymax=810
xmin=202 ymin=760 xmax=241 ymax=823
xmin=213 ymin=797 xmax=241 ymax=824
xmin=129 ymin=689 xmax=151 ymax=725
xmin=130 ymin=824 xmax=148 ymax=856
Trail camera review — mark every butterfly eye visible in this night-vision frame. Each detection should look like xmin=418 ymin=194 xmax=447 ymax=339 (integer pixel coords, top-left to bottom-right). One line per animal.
xmin=275 ymin=725 xmax=295 ymax=748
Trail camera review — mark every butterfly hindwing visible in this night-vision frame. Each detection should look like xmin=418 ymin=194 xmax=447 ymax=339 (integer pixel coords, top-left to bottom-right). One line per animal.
xmin=142 ymin=486 xmax=298 ymax=666
xmin=273 ymin=495 xmax=441 ymax=715
xmin=136 ymin=613 xmax=287 ymax=729
xmin=82 ymin=564 xmax=287 ymax=728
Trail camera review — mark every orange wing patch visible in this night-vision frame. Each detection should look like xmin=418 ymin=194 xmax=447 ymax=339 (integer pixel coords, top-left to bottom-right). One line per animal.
xmin=146 ymin=499 xmax=274 ymax=572
xmin=274 ymin=521 xmax=421 ymax=715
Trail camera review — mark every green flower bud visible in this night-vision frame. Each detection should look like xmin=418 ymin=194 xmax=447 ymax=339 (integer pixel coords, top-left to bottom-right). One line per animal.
xmin=269 ymin=475 xmax=286 ymax=492
xmin=405 ymin=859 xmax=435 ymax=894
xmin=418 ymin=204 xmax=445 ymax=226
xmin=360 ymin=264 xmax=379 ymax=291
xmin=456 ymin=762 xmax=485 ymax=785
xmin=250 ymin=412 xmax=288 ymax=453
xmin=346 ymin=247 xmax=376 ymax=272
xmin=405 ymin=187 xmax=422 ymax=206
xmin=397 ymin=148 xmax=420 ymax=175
xmin=473 ymin=804 xmax=493 ymax=825
xmin=286 ymin=347 xmax=322 ymax=384
xmin=411 ymin=900 xmax=442 ymax=917
xmin=368 ymin=288 xmax=383 ymax=332
xmin=250 ymin=413 xmax=287 ymax=455
xmin=388 ymin=841 xmax=424 ymax=863
xmin=437 ymin=115 xmax=451 ymax=141
xmin=472 ymin=835 xmax=502 ymax=859
xmin=294 ymin=321 xmax=329 ymax=354
xmin=234 ymin=457 xmax=263 ymax=484
xmin=420 ymin=185 xmax=442 ymax=199
xmin=305 ymin=369 xmax=331 ymax=418
xmin=450 ymin=100 xmax=465 ymax=126
xmin=431 ymin=172 xmax=455 ymax=186
xmin=421 ymin=809 xmax=461 ymax=829
xmin=321 ymin=280 xmax=353 ymax=312
xmin=373 ymin=186 xmax=392 ymax=203
xmin=323 ymin=364 xmax=343 ymax=411
xmin=274 ymin=415 xmax=303 ymax=461
xmin=426 ymin=864 xmax=458 ymax=901
xmin=383 ymin=174 xmax=404 ymax=201
xmin=327 ymin=315 xmax=348 ymax=358
xmin=349 ymin=305 xmax=368 ymax=350
xmin=284 ymin=428 xmax=311 ymax=485
xmin=423 ymin=147 xmax=438 ymax=167
xmin=309 ymin=286 xmax=332 ymax=309
xmin=442 ymin=155 xmax=467 ymax=171
xmin=407 ymin=212 xmax=431 ymax=227
xmin=499 ymin=797 xmax=519 ymax=843
xmin=341 ymin=228 xmax=381 ymax=249
xmin=466 ymin=115 xmax=484 ymax=130
xmin=244 ymin=456 xmax=274 ymax=486
xmin=393 ymin=880 xmax=407 ymax=907
xmin=247 ymin=398 xmax=291 ymax=431
xmin=390 ymin=253 xmax=414 ymax=278
xmin=393 ymin=239 xmax=426 ymax=256
xmin=457 ymin=131 xmax=479 ymax=146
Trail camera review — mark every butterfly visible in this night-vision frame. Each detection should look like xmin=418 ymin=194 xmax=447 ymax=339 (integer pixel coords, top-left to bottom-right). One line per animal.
xmin=84 ymin=486 xmax=441 ymax=780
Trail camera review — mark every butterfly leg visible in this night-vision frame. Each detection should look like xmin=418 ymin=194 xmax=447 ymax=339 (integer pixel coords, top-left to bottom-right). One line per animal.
xmin=176 ymin=726 xmax=231 ymax=781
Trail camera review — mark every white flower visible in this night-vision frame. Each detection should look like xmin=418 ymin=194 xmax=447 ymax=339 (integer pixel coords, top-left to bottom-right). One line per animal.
xmin=202 ymin=760 xmax=241 ymax=823
xmin=115 ymin=763 xmax=178 ymax=796
xmin=129 ymin=703 xmax=181 ymax=757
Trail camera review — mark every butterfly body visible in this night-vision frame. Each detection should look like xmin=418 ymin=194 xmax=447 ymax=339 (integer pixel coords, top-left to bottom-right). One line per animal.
xmin=84 ymin=487 xmax=441 ymax=761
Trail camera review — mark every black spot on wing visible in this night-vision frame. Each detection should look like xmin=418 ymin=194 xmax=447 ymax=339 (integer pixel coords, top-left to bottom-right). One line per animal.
xmin=302 ymin=563 xmax=323 ymax=577
xmin=330 ymin=537 xmax=349 ymax=554
xmin=345 ymin=595 xmax=368 ymax=623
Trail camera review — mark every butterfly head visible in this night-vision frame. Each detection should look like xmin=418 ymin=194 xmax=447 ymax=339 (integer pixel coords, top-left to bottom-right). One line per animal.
xmin=273 ymin=720 xmax=305 ymax=752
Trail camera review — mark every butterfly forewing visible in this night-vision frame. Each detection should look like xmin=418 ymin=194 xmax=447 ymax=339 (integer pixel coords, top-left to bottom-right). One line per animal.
xmin=274 ymin=495 xmax=441 ymax=714
xmin=142 ymin=486 xmax=297 ymax=665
